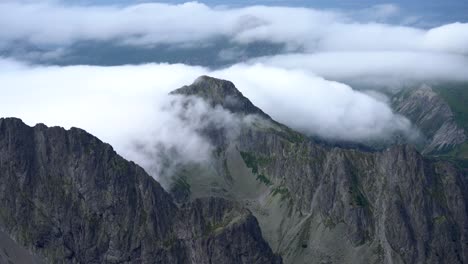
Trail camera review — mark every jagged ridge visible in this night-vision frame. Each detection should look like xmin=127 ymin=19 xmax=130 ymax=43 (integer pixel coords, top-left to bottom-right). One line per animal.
xmin=171 ymin=75 xmax=271 ymax=119
xmin=169 ymin=76 xmax=468 ymax=264
xmin=0 ymin=118 xmax=281 ymax=264
xmin=393 ymin=84 xmax=467 ymax=154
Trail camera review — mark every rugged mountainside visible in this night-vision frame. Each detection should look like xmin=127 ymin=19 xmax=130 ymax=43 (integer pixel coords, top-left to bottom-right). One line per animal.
xmin=392 ymin=84 xmax=467 ymax=155
xmin=1 ymin=76 xmax=466 ymax=264
xmin=170 ymin=76 xmax=468 ymax=264
xmin=0 ymin=118 xmax=281 ymax=263
xmin=171 ymin=75 xmax=272 ymax=119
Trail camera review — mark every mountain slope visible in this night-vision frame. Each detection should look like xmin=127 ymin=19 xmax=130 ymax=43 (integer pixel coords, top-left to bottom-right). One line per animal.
xmin=171 ymin=75 xmax=272 ymax=119
xmin=170 ymin=76 xmax=468 ymax=264
xmin=0 ymin=118 xmax=281 ymax=263
xmin=392 ymin=84 xmax=466 ymax=155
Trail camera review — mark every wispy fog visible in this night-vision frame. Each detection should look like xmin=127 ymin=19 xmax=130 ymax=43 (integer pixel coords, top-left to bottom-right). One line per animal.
xmin=1 ymin=2 xmax=467 ymax=54
xmin=0 ymin=1 xmax=466 ymax=183
xmin=0 ymin=59 xmax=418 ymax=181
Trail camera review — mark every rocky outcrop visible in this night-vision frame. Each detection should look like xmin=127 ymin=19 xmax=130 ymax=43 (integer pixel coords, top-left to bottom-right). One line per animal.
xmin=171 ymin=76 xmax=468 ymax=264
xmin=0 ymin=118 xmax=281 ymax=263
xmin=238 ymin=130 xmax=467 ymax=264
xmin=2 ymin=76 xmax=466 ymax=264
xmin=175 ymin=197 xmax=281 ymax=264
xmin=392 ymin=84 xmax=466 ymax=154
xmin=171 ymin=75 xmax=271 ymax=119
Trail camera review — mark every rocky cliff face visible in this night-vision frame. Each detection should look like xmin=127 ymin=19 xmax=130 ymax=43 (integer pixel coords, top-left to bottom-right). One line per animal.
xmin=1 ymin=76 xmax=466 ymax=264
xmin=392 ymin=84 xmax=466 ymax=154
xmin=171 ymin=76 xmax=468 ymax=264
xmin=170 ymin=75 xmax=271 ymax=119
xmin=0 ymin=118 xmax=281 ymax=263
xmin=237 ymin=132 xmax=467 ymax=264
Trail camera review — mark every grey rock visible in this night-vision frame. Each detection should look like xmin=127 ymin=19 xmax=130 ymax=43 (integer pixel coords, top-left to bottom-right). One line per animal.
xmin=172 ymin=76 xmax=468 ymax=264
xmin=392 ymin=84 xmax=466 ymax=154
xmin=0 ymin=118 xmax=281 ymax=264
xmin=171 ymin=75 xmax=272 ymax=119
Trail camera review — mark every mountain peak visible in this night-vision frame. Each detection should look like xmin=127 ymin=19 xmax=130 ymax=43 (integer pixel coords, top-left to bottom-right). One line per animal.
xmin=170 ymin=75 xmax=271 ymax=118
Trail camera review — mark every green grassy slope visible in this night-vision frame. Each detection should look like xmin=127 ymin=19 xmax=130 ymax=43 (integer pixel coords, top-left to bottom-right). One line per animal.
xmin=432 ymin=82 xmax=468 ymax=167
xmin=433 ymin=82 xmax=468 ymax=133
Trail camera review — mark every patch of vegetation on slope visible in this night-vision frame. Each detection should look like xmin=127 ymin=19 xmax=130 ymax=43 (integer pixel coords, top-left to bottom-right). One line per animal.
xmin=436 ymin=152 xmax=468 ymax=173
xmin=433 ymin=82 xmax=468 ymax=133
xmin=240 ymin=151 xmax=273 ymax=186
xmin=445 ymin=142 xmax=468 ymax=159
xmin=271 ymin=185 xmax=291 ymax=202
xmin=349 ymin=167 xmax=370 ymax=208
xmin=431 ymin=82 xmax=468 ymax=161
xmin=170 ymin=174 xmax=192 ymax=203
xmin=268 ymin=126 xmax=306 ymax=144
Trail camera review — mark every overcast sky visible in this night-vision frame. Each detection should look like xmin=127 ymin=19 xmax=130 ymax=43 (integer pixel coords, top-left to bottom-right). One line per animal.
xmin=34 ymin=0 xmax=468 ymax=26
xmin=1 ymin=1 xmax=467 ymax=50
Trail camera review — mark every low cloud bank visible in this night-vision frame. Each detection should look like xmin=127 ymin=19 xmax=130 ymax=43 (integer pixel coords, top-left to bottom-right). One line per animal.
xmin=0 ymin=1 xmax=467 ymax=55
xmin=126 ymin=95 xmax=252 ymax=187
xmin=0 ymin=59 xmax=418 ymax=183
xmin=2 ymin=1 xmax=467 ymax=91
xmin=212 ymin=64 xmax=417 ymax=142
xmin=256 ymin=51 xmax=468 ymax=87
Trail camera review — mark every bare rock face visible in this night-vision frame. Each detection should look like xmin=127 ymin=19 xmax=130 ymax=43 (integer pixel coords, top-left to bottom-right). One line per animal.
xmin=238 ymin=132 xmax=467 ymax=264
xmin=2 ymin=76 xmax=466 ymax=264
xmin=0 ymin=118 xmax=281 ymax=264
xmin=172 ymin=76 xmax=468 ymax=264
xmin=170 ymin=75 xmax=271 ymax=119
xmin=392 ymin=84 xmax=466 ymax=154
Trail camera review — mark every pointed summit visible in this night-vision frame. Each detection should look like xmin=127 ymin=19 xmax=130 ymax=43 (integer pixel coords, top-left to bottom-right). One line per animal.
xmin=170 ymin=75 xmax=271 ymax=118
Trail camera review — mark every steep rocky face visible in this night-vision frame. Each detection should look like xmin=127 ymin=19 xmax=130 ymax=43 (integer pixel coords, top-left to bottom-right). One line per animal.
xmin=3 ymin=76 xmax=466 ymax=264
xmin=171 ymin=75 xmax=272 ymax=119
xmin=237 ymin=131 xmax=467 ymax=264
xmin=0 ymin=118 xmax=281 ymax=264
xmin=171 ymin=76 xmax=468 ymax=264
xmin=174 ymin=197 xmax=281 ymax=264
xmin=392 ymin=84 xmax=466 ymax=154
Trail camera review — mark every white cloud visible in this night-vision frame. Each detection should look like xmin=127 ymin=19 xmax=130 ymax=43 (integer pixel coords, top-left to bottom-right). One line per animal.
xmin=0 ymin=1 xmax=464 ymax=188
xmin=211 ymin=63 xmax=416 ymax=142
xmin=423 ymin=23 xmax=468 ymax=54
xmin=0 ymin=1 xmax=467 ymax=55
xmin=256 ymin=51 xmax=468 ymax=86
xmin=1 ymin=1 xmax=467 ymax=91
xmin=125 ymin=95 xmax=251 ymax=186
xmin=0 ymin=61 xmax=208 ymax=185
xmin=0 ymin=59 xmax=417 ymax=176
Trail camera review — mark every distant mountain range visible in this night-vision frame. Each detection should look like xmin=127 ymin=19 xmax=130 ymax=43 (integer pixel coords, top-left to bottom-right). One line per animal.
xmin=0 ymin=40 xmax=285 ymax=68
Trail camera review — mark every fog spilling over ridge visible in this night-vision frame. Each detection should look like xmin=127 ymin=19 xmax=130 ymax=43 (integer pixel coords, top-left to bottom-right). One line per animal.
xmin=0 ymin=2 xmax=467 ymax=264
xmin=0 ymin=59 xmax=419 ymax=180
xmin=0 ymin=1 xmax=467 ymax=181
